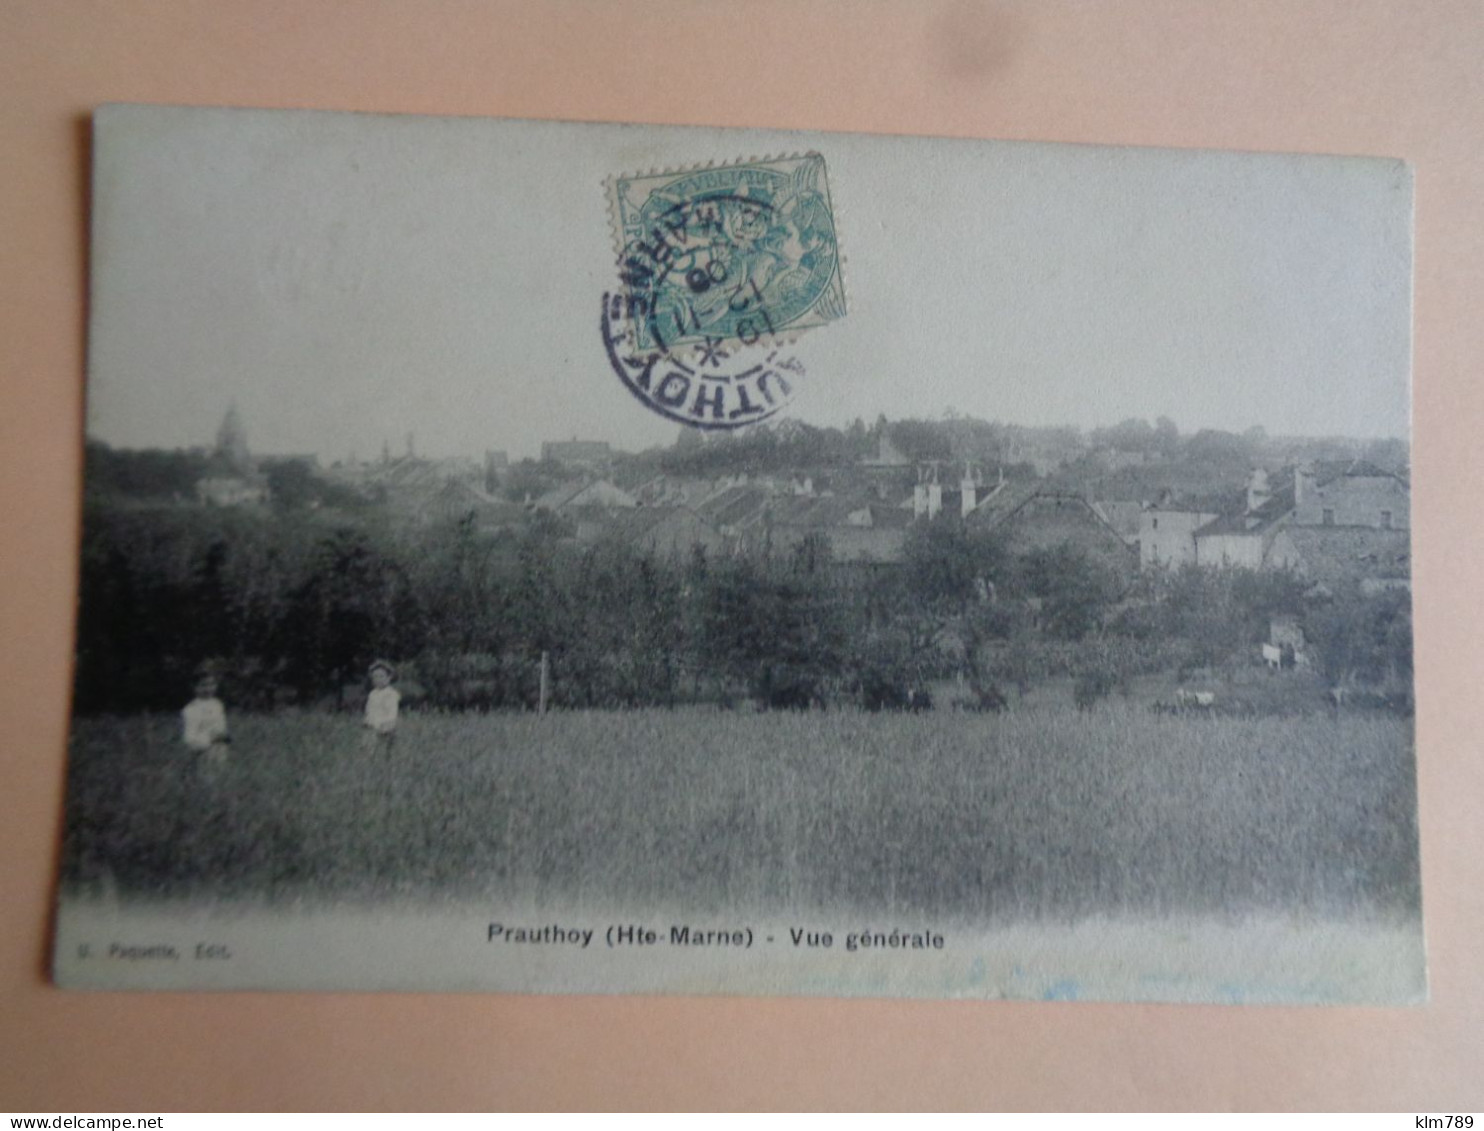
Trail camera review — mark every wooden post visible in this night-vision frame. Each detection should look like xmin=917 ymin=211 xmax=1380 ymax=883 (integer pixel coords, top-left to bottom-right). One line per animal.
xmin=538 ymin=650 xmax=549 ymax=716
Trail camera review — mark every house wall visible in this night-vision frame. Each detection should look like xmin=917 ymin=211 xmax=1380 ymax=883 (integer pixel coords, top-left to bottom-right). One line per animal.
xmin=1294 ymin=474 xmax=1409 ymax=528
xmin=197 ymin=477 xmax=268 ymax=506
xmin=1195 ymin=529 xmax=1268 ymax=568
xmin=1281 ymin=526 xmax=1411 ymax=589
xmin=1139 ymin=510 xmax=1216 ymax=568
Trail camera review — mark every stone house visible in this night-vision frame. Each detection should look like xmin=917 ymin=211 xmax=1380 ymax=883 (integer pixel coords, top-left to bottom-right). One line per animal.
xmin=1187 ymin=462 xmax=1411 ymax=574
xmin=1292 ymin=461 xmax=1409 ymax=530
xmin=968 ymin=488 xmax=1138 ymax=583
xmin=1140 ymin=505 xmax=1219 ymax=568
xmin=1191 ymin=477 xmax=1297 ymax=569
xmin=1275 ymin=526 xmax=1411 ymax=593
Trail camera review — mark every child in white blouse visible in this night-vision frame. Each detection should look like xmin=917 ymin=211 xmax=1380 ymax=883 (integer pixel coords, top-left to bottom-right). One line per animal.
xmin=363 ymin=660 xmax=400 ymax=752
xmin=182 ymin=674 xmax=230 ymax=766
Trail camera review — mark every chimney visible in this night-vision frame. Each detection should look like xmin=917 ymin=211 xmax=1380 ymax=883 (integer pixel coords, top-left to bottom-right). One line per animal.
xmin=927 ymin=481 xmax=942 ymax=519
xmin=960 ymin=462 xmax=977 ymax=517
xmin=1295 ymin=462 xmax=1316 ymax=508
xmin=913 ymin=482 xmax=928 ymax=519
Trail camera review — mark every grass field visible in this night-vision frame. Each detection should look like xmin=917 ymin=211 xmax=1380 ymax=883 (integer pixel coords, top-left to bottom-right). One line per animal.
xmin=61 ymin=704 xmax=1420 ymax=922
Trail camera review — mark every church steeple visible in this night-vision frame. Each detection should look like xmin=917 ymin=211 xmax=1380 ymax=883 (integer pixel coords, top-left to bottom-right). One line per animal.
xmin=215 ymin=404 xmax=252 ymax=473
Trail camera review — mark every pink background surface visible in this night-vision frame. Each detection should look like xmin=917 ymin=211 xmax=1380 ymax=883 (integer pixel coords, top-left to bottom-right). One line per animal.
xmin=2 ymin=1 xmax=1480 ymax=1111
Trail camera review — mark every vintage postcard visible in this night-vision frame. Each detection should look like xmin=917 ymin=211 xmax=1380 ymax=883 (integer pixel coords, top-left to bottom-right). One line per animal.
xmin=54 ymin=104 xmax=1421 ymax=1002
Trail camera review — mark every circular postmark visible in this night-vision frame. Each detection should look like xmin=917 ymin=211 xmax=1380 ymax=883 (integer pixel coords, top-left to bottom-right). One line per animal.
xmin=603 ymin=154 xmax=844 ymax=430
xmin=601 ymin=290 xmax=806 ymax=430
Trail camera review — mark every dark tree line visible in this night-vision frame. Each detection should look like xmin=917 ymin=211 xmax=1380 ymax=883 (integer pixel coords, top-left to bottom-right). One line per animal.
xmin=74 ymin=500 xmax=1410 ymax=716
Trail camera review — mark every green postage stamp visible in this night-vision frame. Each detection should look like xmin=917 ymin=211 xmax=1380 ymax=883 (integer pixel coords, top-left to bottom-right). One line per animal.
xmin=609 ymin=154 xmax=847 ymax=352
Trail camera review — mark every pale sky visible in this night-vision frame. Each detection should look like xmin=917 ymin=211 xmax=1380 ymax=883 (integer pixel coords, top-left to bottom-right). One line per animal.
xmin=86 ymin=106 xmax=1412 ymax=461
